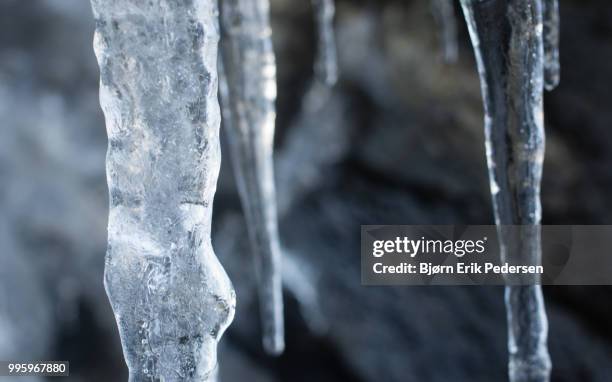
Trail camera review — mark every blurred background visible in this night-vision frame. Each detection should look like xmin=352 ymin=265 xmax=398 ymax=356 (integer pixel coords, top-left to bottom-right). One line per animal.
xmin=1 ymin=0 xmax=612 ymax=381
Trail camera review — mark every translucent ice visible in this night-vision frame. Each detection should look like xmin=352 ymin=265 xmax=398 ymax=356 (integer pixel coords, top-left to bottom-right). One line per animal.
xmin=276 ymin=81 xmax=348 ymax=213
xmin=430 ymin=0 xmax=459 ymax=63
xmin=311 ymin=0 xmax=338 ymax=85
xmin=543 ymin=0 xmax=560 ymax=90
xmin=218 ymin=0 xmax=284 ymax=355
xmin=213 ymin=79 xmax=349 ymax=339
xmin=90 ymin=0 xmax=235 ymax=380
xmin=461 ymin=0 xmax=552 ymax=381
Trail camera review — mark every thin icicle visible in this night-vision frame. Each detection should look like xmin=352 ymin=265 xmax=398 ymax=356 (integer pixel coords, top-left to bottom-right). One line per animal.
xmin=543 ymin=0 xmax=560 ymax=90
xmin=218 ymin=0 xmax=285 ymax=355
xmin=460 ymin=1 xmax=552 ymax=381
xmin=213 ymin=79 xmax=349 ymax=339
xmin=431 ymin=0 xmax=459 ymax=63
xmin=311 ymin=0 xmax=339 ymax=85
xmin=91 ymin=0 xmax=235 ymax=380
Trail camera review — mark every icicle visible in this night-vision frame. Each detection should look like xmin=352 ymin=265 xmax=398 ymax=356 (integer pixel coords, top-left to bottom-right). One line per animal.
xmin=460 ymin=1 xmax=552 ymax=381
xmin=430 ymin=0 xmax=459 ymax=63
xmin=218 ymin=0 xmax=285 ymax=355
xmin=276 ymin=81 xmax=348 ymax=212
xmin=311 ymin=0 xmax=339 ymax=86
xmin=543 ymin=0 xmax=560 ymax=90
xmin=90 ymin=0 xmax=235 ymax=380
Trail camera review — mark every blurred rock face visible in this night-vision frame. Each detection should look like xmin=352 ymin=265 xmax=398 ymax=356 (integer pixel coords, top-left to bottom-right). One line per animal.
xmin=0 ymin=1 xmax=611 ymax=381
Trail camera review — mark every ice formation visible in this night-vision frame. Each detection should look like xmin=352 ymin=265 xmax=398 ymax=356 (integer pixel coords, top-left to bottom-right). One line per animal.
xmin=213 ymin=78 xmax=348 ymax=339
xmin=218 ymin=0 xmax=284 ymax=355
xmin=543 ymin=0 xmax=560 ymax=90
xmin=460 ymin=0 xmax=552 ymax=381
xmin=91 ymin=0 xmax=235 ymax=380
xmin=276 ymin=81 xmax=348 ymax=213
xmin=431 ymin=0 xmax=459 ymax=63
xmin=311 ymin=0 xmax=338 ymax=85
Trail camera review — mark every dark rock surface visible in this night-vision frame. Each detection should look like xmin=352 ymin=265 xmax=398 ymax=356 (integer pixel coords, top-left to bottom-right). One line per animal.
xmin=0 ymin=0 xmax=610 ymax=381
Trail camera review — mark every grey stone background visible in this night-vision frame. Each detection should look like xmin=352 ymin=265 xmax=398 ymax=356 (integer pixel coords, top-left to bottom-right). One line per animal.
xmin=0 ymin=0 xmax=611 ymax=381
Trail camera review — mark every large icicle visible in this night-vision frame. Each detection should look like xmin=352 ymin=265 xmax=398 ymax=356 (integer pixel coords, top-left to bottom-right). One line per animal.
xmin=91 ymin=0 xmax=235 ymax=380
xmin=542 ymin=0 xmax=560 ymax=90
xmin=311 ymin=0 xmax=338 ymax=85
xmin=218 ymin=0 xmax=284 ymax=355
xmin=460 ymin=1 xmax=552 ymax=381
xmin=430 ymin=0 xmax=459 ymax=63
